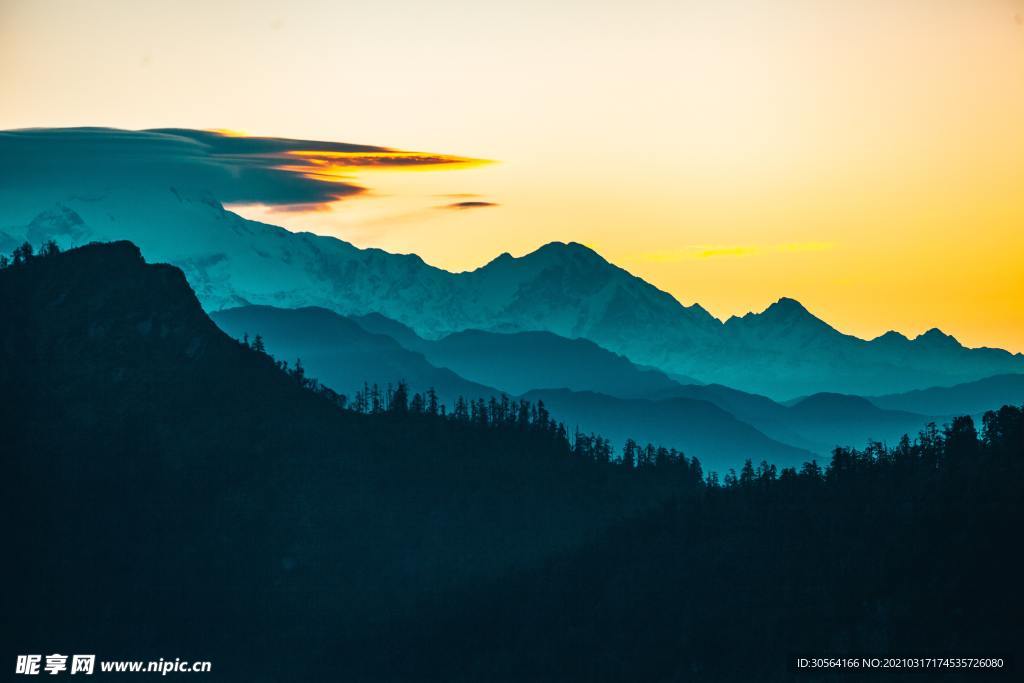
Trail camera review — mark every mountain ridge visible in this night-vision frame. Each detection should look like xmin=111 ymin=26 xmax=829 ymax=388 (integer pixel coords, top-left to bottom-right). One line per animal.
xmin=3 ymin=185 xmax=1021 ymax=398
xmin=229 ymin=305 xmax=946 ymax=460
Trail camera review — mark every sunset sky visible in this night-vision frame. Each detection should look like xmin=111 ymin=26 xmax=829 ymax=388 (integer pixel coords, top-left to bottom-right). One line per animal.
xmin=2 ymin=0 xmax=1022 ymax=351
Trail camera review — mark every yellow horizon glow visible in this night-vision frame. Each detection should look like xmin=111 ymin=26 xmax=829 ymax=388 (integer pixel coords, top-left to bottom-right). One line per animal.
xmin=2 ymin=0 xmax=1022 ymax=352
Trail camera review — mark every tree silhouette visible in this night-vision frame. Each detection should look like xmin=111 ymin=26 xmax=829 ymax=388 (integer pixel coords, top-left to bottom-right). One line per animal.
xmin=390 ymin=380 xmax=409 ymax=414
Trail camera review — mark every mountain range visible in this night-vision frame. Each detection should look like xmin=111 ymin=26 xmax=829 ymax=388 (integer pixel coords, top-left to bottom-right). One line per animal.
xmin=211 ymin=305 xmax=499 ymax=406
xmin=211 ymin=304 xmax=808 ymax=470
xmin=1 ymin=185 xmax=1022 ymax=400
xmin=350 ymin=314 xmax=700 ymax=397
xmin=211 ymin=303 xmax=986 ymax=467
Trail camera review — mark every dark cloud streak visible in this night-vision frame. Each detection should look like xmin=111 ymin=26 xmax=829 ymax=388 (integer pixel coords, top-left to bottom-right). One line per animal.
xmin=0 ymin=127 xmax=483 ymax=208
xmin=439 ymin=201 xmax=499 ymax=210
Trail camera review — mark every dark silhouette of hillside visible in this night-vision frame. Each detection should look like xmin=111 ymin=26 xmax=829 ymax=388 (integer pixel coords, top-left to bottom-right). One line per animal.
xmin=352 ymin=409 xmax=1024 ymax=682
xmin=2 ymin=241 xmax=1021 ymax=681
xmin=0 ymin=241 xmax=692 ymax=680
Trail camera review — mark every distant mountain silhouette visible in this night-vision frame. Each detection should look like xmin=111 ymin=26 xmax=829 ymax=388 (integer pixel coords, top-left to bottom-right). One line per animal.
xmin=425 ymin=329 xmax=698 ymax=398
xmin=215 ymin=305 xmax=786 ymax=465
xmin=868 ymin=373 xmax=1024 ymax=417
xmin=350 ymin=314 xmax=698 ymax=397
xmin=4 ymin=186 xmax=1021 ymax=397
xmin=237 ymin=305 xmax=945 ymax=458
xmin=648 ymin=382 xmax=825 ymax=452
xmin=522 ymin=388 xmax=812 ymax=471
xmin=714 ymin=299 xmax=1024 ymax=398
xmin=350 ymin=311 xmax=944 ymax=454
xmin=350 ymin=311 xmax=428 ymax=351
xmin=785 ymin=392 xmax=933 ymax=449
xmin=212 ymin=305 xmax=499 ymax=406
xmin=725 ymin=296 xmax=837 ymax=342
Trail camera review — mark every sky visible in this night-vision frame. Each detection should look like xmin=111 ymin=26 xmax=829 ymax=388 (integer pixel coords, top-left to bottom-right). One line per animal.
xmin=2 ymin=0 xmax=1023 ymax=352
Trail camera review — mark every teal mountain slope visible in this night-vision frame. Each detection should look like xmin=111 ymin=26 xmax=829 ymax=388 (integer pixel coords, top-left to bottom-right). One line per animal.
xmin=214 ymin=304 xmax=804 ymax=467
xmin=868 ymin=373 xmax=1024 ymax=417
xmin=350 ymin=314 xmax=698 ymax=397
xmin=521 ymin=389 xmax=813 ymax=472
xmin=211 ymin=305 xmax=499 ymax=406
xmin=220 ymin=305 xmax=974 ymax=459
xmin=3 ymin=186 xmax=1021 ymax=398
xmin=355 ymin=312 xmax=951 ymax=454
xmin=784 ymin=393 xmax=934 ymax=451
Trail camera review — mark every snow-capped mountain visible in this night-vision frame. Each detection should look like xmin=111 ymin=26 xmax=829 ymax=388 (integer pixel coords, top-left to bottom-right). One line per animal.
xmin=0 ymin=186 xmax=721 ymax=351
xmin=2 ymin=186 xmax=1021 ymax=399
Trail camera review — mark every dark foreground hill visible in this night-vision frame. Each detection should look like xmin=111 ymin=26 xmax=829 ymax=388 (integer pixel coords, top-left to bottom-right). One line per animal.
xmin=2 ymin=242 xmax=1022 ymax=681
xmin=0 ymin=242 xmax=689 ymax=680
xmin=354 ymin=410 xmax=1024 ymax=683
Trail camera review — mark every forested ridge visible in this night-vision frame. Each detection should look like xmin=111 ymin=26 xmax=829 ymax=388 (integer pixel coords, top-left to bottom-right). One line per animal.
xmin=361 ymin=405 xmax=1023 ymax=681
xmin=2 ymin=241 xmax=1021 ymax=681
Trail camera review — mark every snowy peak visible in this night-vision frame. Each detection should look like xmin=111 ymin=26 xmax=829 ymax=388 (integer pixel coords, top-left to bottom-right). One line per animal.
xmin=25 ymin=204 xmax=89 ymax=244
xmin=462 ymin=238 xmax=718 ymax=343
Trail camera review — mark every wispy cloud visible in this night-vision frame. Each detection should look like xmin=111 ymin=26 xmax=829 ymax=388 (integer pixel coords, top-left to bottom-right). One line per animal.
xmin=641 ymin=242 xmax=834 ymax=262
xmin=0 ymin=127 xmax=487 ymax=209
xmin=437 ymin=201 xmax=498 ymax=211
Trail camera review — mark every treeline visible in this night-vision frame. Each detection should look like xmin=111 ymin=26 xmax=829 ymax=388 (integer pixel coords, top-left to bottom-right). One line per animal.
xmin=353 ymin=402 xmax=1024 ymax=682
xmin=237 ymin=330 xmax=711 ymax=478
xmin=236 ymin=324 xmax=1024 ymax=495
xmin=0 ymin=239 xmax=61 ymax=268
